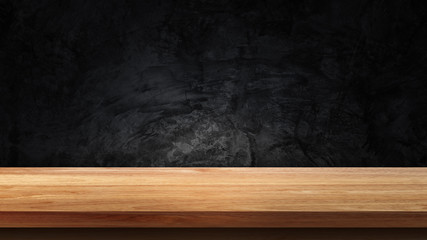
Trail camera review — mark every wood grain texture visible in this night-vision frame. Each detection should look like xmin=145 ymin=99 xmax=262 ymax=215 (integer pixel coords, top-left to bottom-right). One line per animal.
xmin=0 ymin=168 xmax=426 ymax=227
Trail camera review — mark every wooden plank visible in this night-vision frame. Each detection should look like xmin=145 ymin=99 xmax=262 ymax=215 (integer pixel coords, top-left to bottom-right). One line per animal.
xmin=0 ymin=168 xmax=426 ymax=227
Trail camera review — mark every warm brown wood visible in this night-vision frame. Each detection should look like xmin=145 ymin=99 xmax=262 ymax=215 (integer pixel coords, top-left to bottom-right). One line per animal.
xmin=0 ymin=168 xmax=426 ymax=227
xmin=2 ymin=211 xmax=427 ymax=228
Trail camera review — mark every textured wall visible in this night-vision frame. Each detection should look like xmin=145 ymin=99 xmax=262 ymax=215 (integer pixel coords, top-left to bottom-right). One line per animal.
xmin=1 ymin=0 xmax=427 ymax=166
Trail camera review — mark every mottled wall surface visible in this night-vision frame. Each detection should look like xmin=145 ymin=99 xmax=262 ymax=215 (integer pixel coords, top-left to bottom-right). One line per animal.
xmin=1 ymin=0 xmax=427 ymax=166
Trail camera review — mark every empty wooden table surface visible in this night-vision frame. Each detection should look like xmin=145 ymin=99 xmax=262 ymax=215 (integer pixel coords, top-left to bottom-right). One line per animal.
xmin=0 ymin=168 xmax=426 ymax=227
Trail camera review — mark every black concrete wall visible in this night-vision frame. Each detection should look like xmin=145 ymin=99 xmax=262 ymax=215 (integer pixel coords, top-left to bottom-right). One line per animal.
xmin=1 ymin=0 xmax=427 ymax=166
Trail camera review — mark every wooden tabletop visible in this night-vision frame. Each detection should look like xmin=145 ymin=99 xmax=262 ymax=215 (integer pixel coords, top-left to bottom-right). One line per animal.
xmin=0 ymin=168 xmax=426 ymax=227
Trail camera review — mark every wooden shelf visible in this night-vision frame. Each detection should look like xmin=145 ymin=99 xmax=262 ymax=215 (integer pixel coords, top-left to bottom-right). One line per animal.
xmin=0 ymin=168 xmax=426 ymax=227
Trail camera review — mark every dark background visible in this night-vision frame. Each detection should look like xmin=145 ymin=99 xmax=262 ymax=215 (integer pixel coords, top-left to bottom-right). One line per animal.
xmin=1 ymin=228 xmax=427 ymax=240
xmin=1 ymin=0 xmax=427 ymax=166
